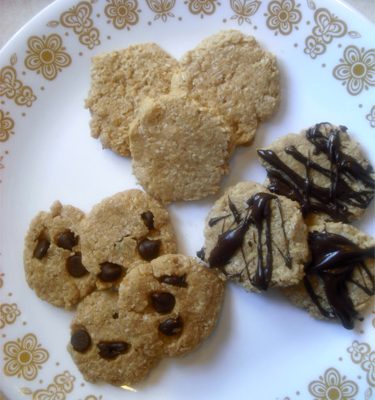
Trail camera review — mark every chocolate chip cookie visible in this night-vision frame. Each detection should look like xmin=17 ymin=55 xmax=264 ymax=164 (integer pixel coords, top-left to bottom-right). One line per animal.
xmin=68 ymin=290 xmax=159 ymax=385
xmin=203 ymin=181 xmax=309 ymax=292
xmin=282 ymin=222 xmax=375 ymax=329
xmin=258 ymin=122 xmax=375 ymax=223
xmin=118 ymin=254 xmax=225 ymax=357
xmin=171 ymin=30 xmax=280 ymax=152
xmin=85 ymin=43 xmax=178 ymax=157
xmin=79 ymin=190 xmax=177 ymax=288
xmin=24 ymin=201 xmax=96 ymax=309
xmin=129 ymin=93 xmax=230 ymax=203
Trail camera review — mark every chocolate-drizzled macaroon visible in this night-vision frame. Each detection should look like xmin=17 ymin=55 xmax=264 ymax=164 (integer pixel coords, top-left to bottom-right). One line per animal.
xmin=258 ymin=123 xmax=375 ymax=224
xmin=282 ymin=222 xmax=375 ymax=329
xmin=204 ymin=181 xmax=309 ymax=292
xmin=24 ymin=201 xmax=96 ymax=309
xmin=79 ymin=190 xmax=177 ymax=289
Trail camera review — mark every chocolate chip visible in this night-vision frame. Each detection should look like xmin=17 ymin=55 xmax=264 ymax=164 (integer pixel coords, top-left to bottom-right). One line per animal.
xmin=33 ymin=234 xmax=50 ymax=259
xmin=196 ymin=247 xmax=205 ymax=261
xmin=141 ymin=211 xmax=155 ymax=230
xmin=159 ymin=316 xmax=183 ymax=336
xmin=66 ymin=252 xmax=88 ymax=278
xmin=112 ymin=312 xmax=119 ymax=319
xmin=55 ymin=230 xmax=78 ymax=250
xmin=158 ymin=274 xmax=188 ymax=288
xmin=137 ymin=239 xmax=161 ymax=261
xmin=150 ymin=292 xmax=176 ymax=314
xmin=97 ymin=341 xmax=129 ymax=360
xmin=71 ymin=329 xmax=91 ymax=352
xmin=97 ymin=262 xmax=123 ymax=282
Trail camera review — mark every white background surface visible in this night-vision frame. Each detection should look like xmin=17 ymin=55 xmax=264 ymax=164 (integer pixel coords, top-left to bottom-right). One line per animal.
xmin=0 ymin=0 xmax=374 ymax=50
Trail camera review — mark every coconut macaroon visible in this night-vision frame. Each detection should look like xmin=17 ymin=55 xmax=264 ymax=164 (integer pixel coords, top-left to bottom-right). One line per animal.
xmin=203 ymin=181 xmax=309 ymax=292
xmin=129 ymin=93 xmax=230 ymax=203
xmin=171 ymin=30 xmax=280 ymax=152
xmin=282 ymin=222 xmax=375 ymax=329
xmin=85 ymin=43 xmax=178 ymax=156
xmin=257 ymin=122 xmax=375 ymax=224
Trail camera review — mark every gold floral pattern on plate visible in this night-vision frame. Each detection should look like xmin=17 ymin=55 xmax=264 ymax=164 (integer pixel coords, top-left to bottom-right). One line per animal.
xmin=185 ymin=0 xmax=220 ymax=17
xmin=347 ymin=341 xmax=375 ymax=387
xmin=333 ymin=45 xmax=375 ymax=96
xmin=265 ymin=0 xmax=302 ymax=36
xmin=3 ymin=333 xmax=49 ymax=381
xmin=0 ymin=303 xmax=21 ymax=329
xmin=366 ymin=106 xmax=375 ymax=128
xmin=146 ymin=0 xmax=176 ymax=22
xmin=0 ymin=273 xmax=4 ymax=288
xmin=304 ymin=8 xmax=347 ymax=59
xmin=308 ymin=367 xmax=358 ymax=400
xmin=0 ymin=54 xmax=37 ymax=107
xmin=32 ymin=371 xmax=75 ymax=400
xmin=105 ymin=0 xmax=140 ymax=30
xmin=0 ymin=110 xmax=15 ymax=143
xmin=60 ymin=1 xmax=100 ymax=50
xmin=229 ymin=0 xmax=261 ymax=25
xmin=24 ymin=34 xmax=72 ymax=81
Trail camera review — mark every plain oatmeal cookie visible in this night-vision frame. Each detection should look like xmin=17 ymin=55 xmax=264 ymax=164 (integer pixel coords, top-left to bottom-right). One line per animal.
xmin=85 ymin=43 xmax=178 ymax=156
xmin=24 ymin=201 xmax=96 ymax=309
xmin=203 ymin=181 xmax=309 ymax=292
xmin=129 ymin=93 xmax=230 ymax=203
xmin=79 ymin=190 xmax=177 ymax=289
xmin=171 ymin=30 xmax=280 ymax=152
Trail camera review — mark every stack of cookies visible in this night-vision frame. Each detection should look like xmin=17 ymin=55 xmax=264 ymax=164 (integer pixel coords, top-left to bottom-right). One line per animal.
xmin=85 ymin=30 xmax=280 ymax=203
xmin=202 ymin=122 xmax=375 ymax=330
xmin=24 ymin=190 xmax=225 ymax=385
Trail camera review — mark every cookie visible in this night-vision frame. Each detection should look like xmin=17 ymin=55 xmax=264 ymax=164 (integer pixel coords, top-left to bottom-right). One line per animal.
xmin=79 ymin=190 xmax=177 ymax=288
xmin=282 ymin=222 xmax=375 ymax=329
xmin=258 ymin=122 xmax=375 ymax=223
xmin=118 ymin=254 xmax=225 ymax=357
xmin=85 ymin=44 xmax=178 ymax=156
xmin=129 ymin=93 xmax=230 ymax=203
xmin=171 ymin=30 xmax=280 ymax=152
xmin=203 ymin=181 xmax=309 ymax=292
xmin=24 ymin=201 xmax=96 ymax=309
xmin=68 ymin=290 xmax=159 ymax=385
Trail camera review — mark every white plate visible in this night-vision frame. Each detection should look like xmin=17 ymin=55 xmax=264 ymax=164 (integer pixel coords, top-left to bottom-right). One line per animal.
xmin=1 ymin=1 xmax=374 ymax=399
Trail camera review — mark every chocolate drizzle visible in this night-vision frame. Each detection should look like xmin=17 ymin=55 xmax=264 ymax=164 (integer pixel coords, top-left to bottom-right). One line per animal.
xmin=304 ymin=230 xmax=375 ymax=329
xmin=258 ymin=123 xmax=375 ymax=222
xmin=208 ymin=192 xmax=291 ymax=290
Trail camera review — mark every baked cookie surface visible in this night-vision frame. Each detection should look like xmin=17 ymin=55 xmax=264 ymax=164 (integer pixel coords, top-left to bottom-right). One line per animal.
xmin=24 ymin=201 xmax=96 ymax=309
xmin=204 ymin=181 xmax=309 ymax=292
xmin=171 ymin=30 xmax=280 ymax=151
xmin=68 ymin=290 xmax=159 ymax=386
xmin=85 ymin=43 xmax=178 ymax=156
xmin=129 ymin=94 xmax=230 ymax=203
xmin=118 ymin=254 xmax=225 ymax=357
xmin=79 ymin=190 xmax=177 ymax=288
xmin=282 ymin=222 xmax=375 ymax=329
xmin=258 ymin=122 xmax=375 ymax=223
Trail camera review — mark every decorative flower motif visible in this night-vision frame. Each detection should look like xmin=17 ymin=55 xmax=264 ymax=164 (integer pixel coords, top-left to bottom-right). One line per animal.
xmin=230 ymin=0 xmax=260 ymax=25
xmin=3 ymin=333 xmax=49 ymax=380
xmin=185 ymin=0 xmax=219 ymax=17
xmin=347 ymin=340 xmax=370 ymax=363
xmin=266 ymin=0 xmax=302 ymax=35
xmin=304 ymin=36 xmax=326 ymax=59
xmin=309 ymin=367 xmax=358 ymax=400
xmin=60 ymin=1 xmax=93 ymax=35
xmin=146 ymin=0 xmax=175 ymax=22
xmin=333 ymin=46 xmax=375 ymax=96
xmin=53 ymin=371 xmax=75 ymax=392
xmin=362 ymin=352 xmax=375 ymax=387
xmin=79 ymin=28 xmax=100 ymax=49
xmin=33 ymin=384 xmax=66 ymax=400
xmin=0 ymin=110 xmax=14 ymax=142
xmin=24 ymin=34 xmax=71 ymax=81
xmin=0 ymin=303 xmax=21 ymax=329
xmin=366 ymin=106 xmax=375 ymax=128
xmin=105 ymin=0 xmax=139 ymax=30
